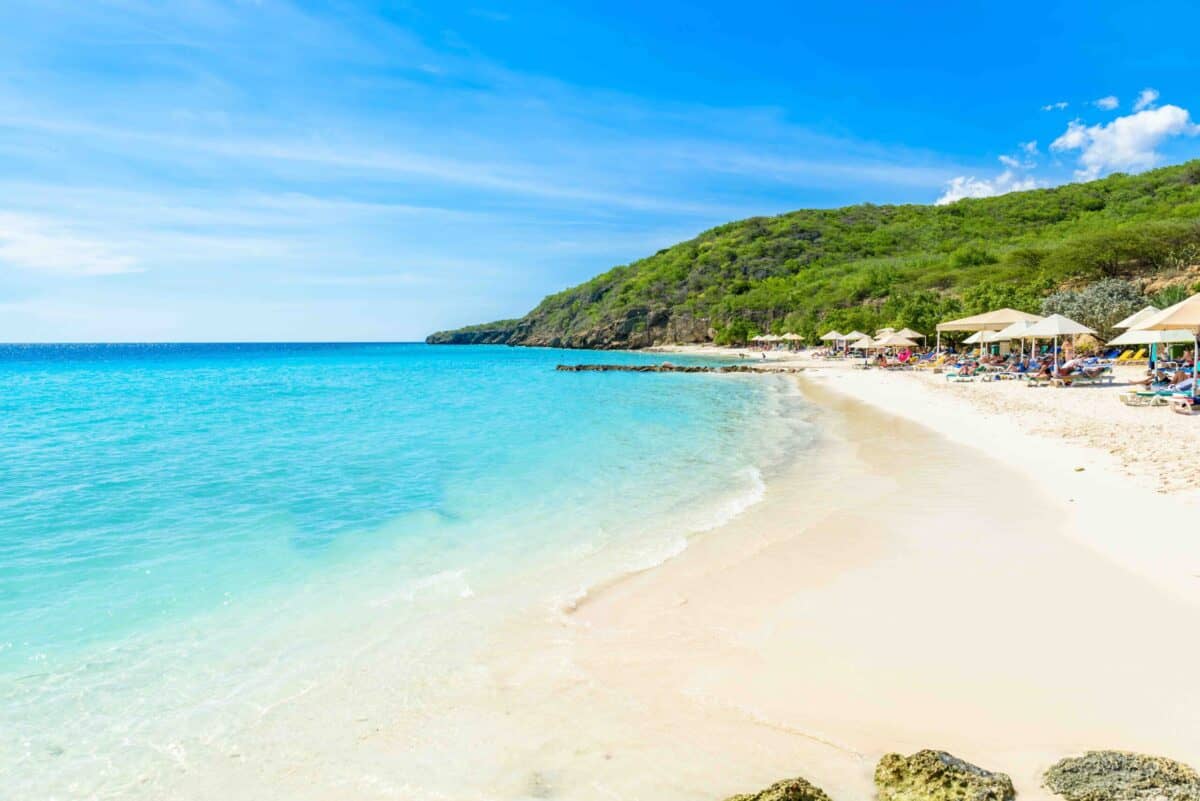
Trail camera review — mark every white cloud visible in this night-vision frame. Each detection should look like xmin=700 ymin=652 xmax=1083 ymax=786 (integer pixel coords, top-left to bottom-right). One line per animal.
xmin=998 ymin=155 xmax=1021 ymax=168
xmin=1050 ymin=104 xmax=1200 ymax=180
xmin=1134 ymin=88 xmax=1160 ymax=112
xmin=0 ymin=212 xmax=139 ymax=276
xmin=1021 ymin=140 xmax=1039 ymax=155
xmin=1042 ymin=101 xmax=1069 ymax=111
xmin=1094 ymin=95 xmax=1119 ymax=110
xmin=936 ymin=169 xmax=1039 ymax=205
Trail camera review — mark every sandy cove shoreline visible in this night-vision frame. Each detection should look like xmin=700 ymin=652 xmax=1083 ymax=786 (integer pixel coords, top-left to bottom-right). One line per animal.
xmin=149 ymin=347 xmax=1200 ymax=801
xmin=654 ymin=343 xmax=1200 ymax=605
xmin=572 ymin=346 xmax=1200 ymax=799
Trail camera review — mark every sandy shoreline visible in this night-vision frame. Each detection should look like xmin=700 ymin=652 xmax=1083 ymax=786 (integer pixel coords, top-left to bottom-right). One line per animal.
xmin=572 ymin=346 xmax=1200 ymax=799
xmin=147 ymin=348 xmax=1200 ymax=800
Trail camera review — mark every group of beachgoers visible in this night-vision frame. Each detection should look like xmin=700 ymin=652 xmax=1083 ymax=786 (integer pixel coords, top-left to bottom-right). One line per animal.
xmin=945 ymin=350 xmax=1111 ymax=382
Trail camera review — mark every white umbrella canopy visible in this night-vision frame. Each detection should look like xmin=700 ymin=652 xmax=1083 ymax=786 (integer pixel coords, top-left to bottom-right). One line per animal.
xmin=1114 ymin=305 xmax=1160 ymax=330
xmin=874 ymin=333 xmax=919 ymax=348
xmin=848 ymin=337 xmax=876 ymax=350
xmin=843 ymin=330 xmax=868 ymax=340
xmin=894 ymin=327 xmax=925 ymax=340
xmin=761 ymin=334 xmax=782 ymax=342
xmin=875 ymin=327 xmax=896 ymax=336
xmin=963 ymin=330 xmax=1002 ymax=344
xmin=781 ymin=332 xmax=804 ymax=341
xmin=1022 ymin=313 xmax=1096 ymax=338
xmin=1107 ymin=328 xmax=1195 ymax=346
xmin=750 ymin=335 xmax=766 ymax=342
xmin=936 ymin=308 xmax=1044 ymax=332
xmin=991 ymin=319 xmax=1039 ymax=359
xmin=819 ymin=330 xmax=845 ymax=341
xmin=1131 ymin=293 xmax=1200 ymax=331
xmin=993 ymin=320 xmax=1039 ymax=340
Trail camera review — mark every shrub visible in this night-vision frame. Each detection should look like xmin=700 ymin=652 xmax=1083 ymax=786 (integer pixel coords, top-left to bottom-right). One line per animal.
xmin=1040 ymin=278 xmax=1148 ymax=339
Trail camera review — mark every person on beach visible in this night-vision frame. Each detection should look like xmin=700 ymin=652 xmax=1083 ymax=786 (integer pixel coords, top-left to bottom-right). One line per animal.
xmin=1057 ymin=357 xmax=1084 ymax=374
xmin=1132 ymin=369 xmax=1187 ymax=388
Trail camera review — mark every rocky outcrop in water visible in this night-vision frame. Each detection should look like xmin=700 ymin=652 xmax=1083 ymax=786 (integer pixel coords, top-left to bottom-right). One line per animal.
xmin=722 ymin=776 xmax=832 ymax=801
xmin=874 ymin=750 xmax=1015 ymax=801
xmin=1043 ymin=751 xmax=1200 ymax=801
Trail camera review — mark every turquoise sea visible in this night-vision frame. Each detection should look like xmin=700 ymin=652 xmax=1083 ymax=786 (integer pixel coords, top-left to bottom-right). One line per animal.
xmin=0 ymin=343 xmax=811 ymax=798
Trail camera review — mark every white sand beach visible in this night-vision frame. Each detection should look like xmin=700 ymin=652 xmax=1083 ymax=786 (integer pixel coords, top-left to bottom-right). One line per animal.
xmin=568 ymin=346 xmax=1200 ymax=799
xmin=151 ymin=349 xmax=1200 ymax=801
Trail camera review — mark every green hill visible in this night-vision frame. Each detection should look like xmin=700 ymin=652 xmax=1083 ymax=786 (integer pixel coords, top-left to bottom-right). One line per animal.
xmin=427 ymin=160 xmax=1200 ymax=348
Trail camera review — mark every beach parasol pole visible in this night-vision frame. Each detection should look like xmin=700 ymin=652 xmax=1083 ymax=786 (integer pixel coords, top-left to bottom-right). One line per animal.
xmin=1185 ymin=330 xmax=1195 ymax=398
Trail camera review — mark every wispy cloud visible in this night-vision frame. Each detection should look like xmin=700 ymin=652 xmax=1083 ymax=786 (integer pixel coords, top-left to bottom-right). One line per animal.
xmin=1093 ymin=95 xmax=1119 ymax=110
xmin=1134 ymin=88 xmax=1160 ymax=112
xmin=1042 ymin=101 xmax=1069 ymax=111
xmin=0 ymin=212 xmax=139 ymax=276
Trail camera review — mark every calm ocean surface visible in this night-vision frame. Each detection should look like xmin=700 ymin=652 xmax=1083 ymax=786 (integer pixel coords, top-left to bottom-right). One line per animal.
xmin=0 ymin=343 xmax=811 ymax=797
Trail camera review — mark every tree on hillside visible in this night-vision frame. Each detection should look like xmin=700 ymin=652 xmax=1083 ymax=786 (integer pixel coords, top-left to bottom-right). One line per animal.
xmin=1040 ymin=279 xmax=1147 ymax=339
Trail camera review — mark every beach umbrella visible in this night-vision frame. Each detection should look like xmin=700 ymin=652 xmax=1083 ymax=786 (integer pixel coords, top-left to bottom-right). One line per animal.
xmin=841 ymin=330 xmax=867 ymax=354
xmin=750 ymin=335 xmax=765 ymax=342
xmin=873 ymin=333 xmax=918 ymax=348
xmin=1022 ymin=313 xmax=1096 ymax=338
xmin=848 ymin=335 xmax=876 ymax=366
xmin=1114 ymin=305 xmax=1161 ymax=330
xmin=875 ymin=327 xmax=896 ymax=336
xmin=1022 ymin=314 xmax=1096 ymax=373
xmin=819 ymin=330 xmax=845 ymax=342
xmin=962 ymin=329 xmax=1000 ymax=356
xmin=895 ymin=327 xmax=926 ymax=342
xmin=781 ymin=332 xmax=803 ymax=341
xmin=1131 ymin=293 xmax=1200 ymax=397
xmin=992 ymin=319 xmax=1039 ymax=359
xmin=935 ymin=308 xmax=1043 ymax=353
xmin=840 ymin=328 xmax=868 ymax=352
xmin=936 ymin=308 xmax=1044 ymax=331
xmin=1106 ymin=328 xmax=1194 ymax=345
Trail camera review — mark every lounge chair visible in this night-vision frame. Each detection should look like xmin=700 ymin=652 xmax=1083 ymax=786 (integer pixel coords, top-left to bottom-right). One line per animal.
xmin=1026 ymin=372 xmax=1055 ymax=386
xmin=945 ymin=364 xmax=981 ymax=382
xmin=1051 ymin=366 xmax=1115 ymax=387
xmin=1119 ymin=390 xmax=1173 ymax=407
xmin=1170 ymin=395 xmax=1199 ymax=415
xmin=920 ymin=355 xmax=949 ymax=372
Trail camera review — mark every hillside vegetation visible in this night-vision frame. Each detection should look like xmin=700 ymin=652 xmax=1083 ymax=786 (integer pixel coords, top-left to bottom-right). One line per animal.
xmin=427 ymin=160 xmax=1200 ymax=348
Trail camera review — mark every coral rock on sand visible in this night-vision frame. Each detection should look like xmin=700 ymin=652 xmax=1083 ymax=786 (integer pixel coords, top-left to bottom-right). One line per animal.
xmin=1043 ymin=751 xmax=1200 ymax=801
xmin=723 ymin=776 xmax=833 ymax=801
xmin=874 ymin=750 xmax=1015 ymax=801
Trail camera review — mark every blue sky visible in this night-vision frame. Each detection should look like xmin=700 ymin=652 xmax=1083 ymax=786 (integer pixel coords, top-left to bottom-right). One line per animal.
xmin=2 ymin=0 xmax=1200 ymax=341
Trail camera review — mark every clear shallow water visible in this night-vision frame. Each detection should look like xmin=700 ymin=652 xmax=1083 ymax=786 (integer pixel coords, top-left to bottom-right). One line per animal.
xmin=0 ymin=343 xmax=812 ymax=797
